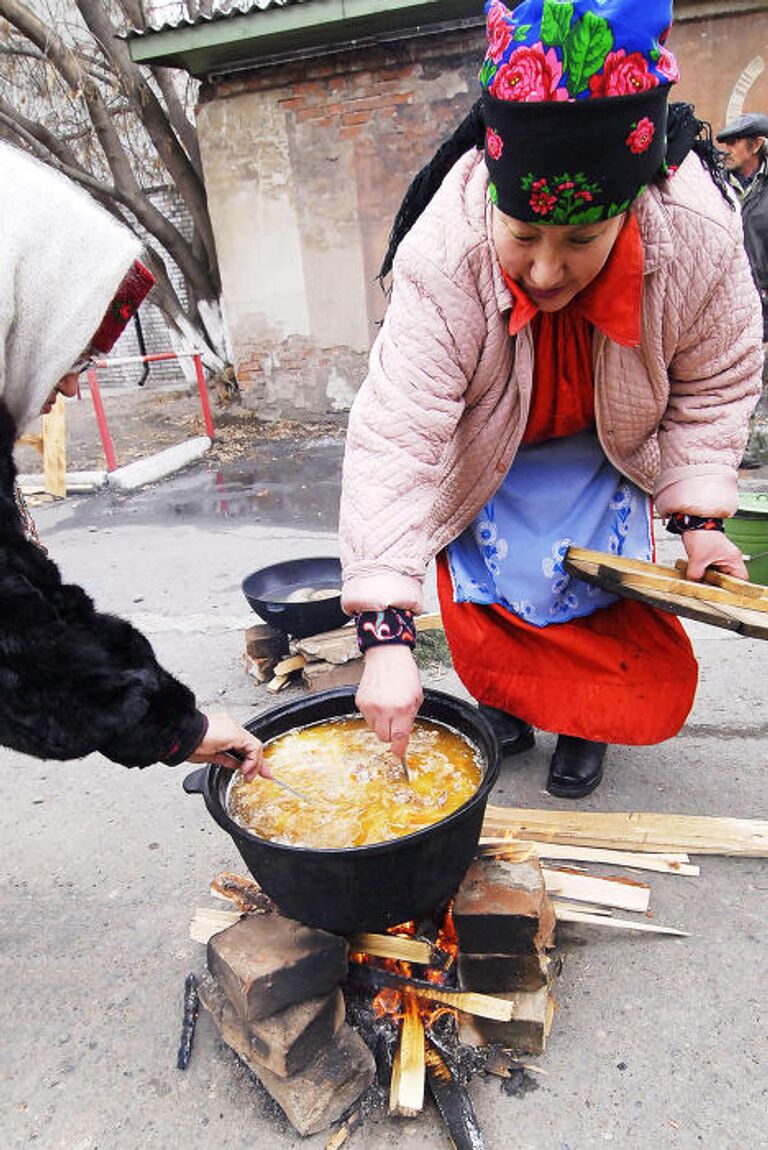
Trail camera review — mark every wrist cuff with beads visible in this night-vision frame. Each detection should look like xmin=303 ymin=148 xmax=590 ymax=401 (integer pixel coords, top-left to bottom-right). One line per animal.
xmin=666 ymin=512 xmax=725 ymax=536
xmin=356 ymin=608 xmax=416 ymax=652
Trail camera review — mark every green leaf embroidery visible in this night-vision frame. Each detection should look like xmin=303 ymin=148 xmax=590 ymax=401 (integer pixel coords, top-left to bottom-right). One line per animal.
xmin=488 ymin=182 xmax=499 ymax=206
xmin=606 ymin=199 xmax=632 ymax=217
xmin=566 ymin=11 xmax=614 ymax=96
xmin=479 ymin=58 xmax=498 ymax=88
xmin=566 ymin=205 xmax=605 ymax=224
xmin=513 ymin=23 xmax=533 ymax=42
xmin=541 ymin=1 xmax=573 ymax=48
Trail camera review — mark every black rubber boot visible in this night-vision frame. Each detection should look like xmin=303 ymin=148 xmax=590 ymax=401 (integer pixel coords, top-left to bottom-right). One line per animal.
xmin=547 ymin=735 xmax=607 ymax=798
xmin=478 ymin=703 xmax=535 ymax=757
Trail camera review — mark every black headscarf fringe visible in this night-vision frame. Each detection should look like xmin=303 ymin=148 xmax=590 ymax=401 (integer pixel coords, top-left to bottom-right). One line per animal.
xmin=378 ymin=98 xmax=734 ymax=285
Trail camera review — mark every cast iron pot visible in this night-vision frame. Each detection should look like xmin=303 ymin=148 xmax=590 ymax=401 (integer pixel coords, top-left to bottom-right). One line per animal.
xmin=183 ymin=687 xmax=498 ymax=935
xmin=241 ymin=557 xmax=346 ymax=638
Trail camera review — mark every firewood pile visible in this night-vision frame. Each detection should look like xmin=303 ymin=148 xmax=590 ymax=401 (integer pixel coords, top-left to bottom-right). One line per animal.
xmin=242 ymin=615 xmax=444 ymax=695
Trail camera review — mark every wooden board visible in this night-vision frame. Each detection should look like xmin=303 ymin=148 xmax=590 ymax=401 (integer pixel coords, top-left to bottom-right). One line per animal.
xmin=564 ymin=546 xmax=768 ymax=639
xmin=482 ymin=806 xmax=768 ymax=857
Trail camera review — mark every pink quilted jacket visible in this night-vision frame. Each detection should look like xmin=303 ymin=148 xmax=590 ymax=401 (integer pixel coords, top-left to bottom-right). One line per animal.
xmin=340 ymin=151 xmax=763 ymax=614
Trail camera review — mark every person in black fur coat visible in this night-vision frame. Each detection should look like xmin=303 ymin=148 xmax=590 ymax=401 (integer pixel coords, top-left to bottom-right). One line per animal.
xmin=0 ymin=142 xmax=264 ymax=779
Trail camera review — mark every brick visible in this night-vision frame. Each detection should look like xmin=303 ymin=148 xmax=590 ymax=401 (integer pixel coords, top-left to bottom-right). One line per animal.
xmin=453 ymin=858 xmax=556 ymax=955
xmin=199 ymin=972 xmax=345 ymax=1078
xmin=302 ymin=659 xmax=363 ymax=693
xmin=243 ymin=653 xmax=278 ymax=683
xmin=217 ymin=1019 xmax=375 ymax=1137
xmin=207 ymin=914 xmax=348 ymax=1022
xmin=245 ymin=623 xmax=287 ymax=660
xmin=458 ymin=952 xmax=549 ymax=995
xmin=459 ymin=987 xmax=555 ymax=1055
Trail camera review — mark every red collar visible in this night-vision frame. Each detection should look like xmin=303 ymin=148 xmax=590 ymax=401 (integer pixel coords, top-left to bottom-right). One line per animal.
xmin=504 ymin=211 xmax=644 ymax=347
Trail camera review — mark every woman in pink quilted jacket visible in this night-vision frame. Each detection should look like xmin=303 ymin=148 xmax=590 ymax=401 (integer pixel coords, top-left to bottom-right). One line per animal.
xmin=339 ymin=0 xmax=763 ymax=798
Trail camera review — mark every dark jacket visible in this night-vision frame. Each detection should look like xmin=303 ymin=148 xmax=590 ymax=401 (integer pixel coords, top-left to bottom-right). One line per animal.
xmin=730 ymin=158 xmax=768 ymax=339
xmin=0 ymin=404 xmax=206 ymax=767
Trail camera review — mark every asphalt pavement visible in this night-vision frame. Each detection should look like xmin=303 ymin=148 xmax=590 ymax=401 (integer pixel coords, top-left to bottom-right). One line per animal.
xmin=1 ymin=441 xmax=766 ymax=1150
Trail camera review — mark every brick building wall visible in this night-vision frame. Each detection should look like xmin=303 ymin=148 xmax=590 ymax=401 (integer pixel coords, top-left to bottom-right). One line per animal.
xmin=195 ymin=5 xmax=768 ymax=420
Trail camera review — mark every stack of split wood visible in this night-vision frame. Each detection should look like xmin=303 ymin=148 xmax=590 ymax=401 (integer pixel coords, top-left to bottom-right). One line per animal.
xmin=243 ymin=614 xmax=443 ymax=695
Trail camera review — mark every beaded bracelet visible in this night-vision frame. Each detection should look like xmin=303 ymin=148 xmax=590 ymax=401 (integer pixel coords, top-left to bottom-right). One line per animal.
xmin=356 ymin=607 xmax=416 ymax=652
xmin=666 ymin=512 xmax=725 ymax=536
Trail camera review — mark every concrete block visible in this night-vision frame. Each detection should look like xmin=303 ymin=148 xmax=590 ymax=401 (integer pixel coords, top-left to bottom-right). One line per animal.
xmin=453 ymin=858 xmax=556 ymax=955
xmin=291 ymin=626 xmax=359 ymax=665
xmin=207 ymin=913 xmax=348 ymax=1022
xmin=245 ymin=623 xmax=288 ymax=660
xmin=221 ymin=1020 xmax=375 ymax=1137
xmin=458 ymin=952 xmax=549 ymax=994
xmin=199 ymin=972 xmax=345 ymax=1078
xmin=302 ymin=659 xmax=363 ymax=693
xmin=107 ymin=436 xmax=211 ymax=491
xmin=459 ymin=987 xmax=555 ymax=1055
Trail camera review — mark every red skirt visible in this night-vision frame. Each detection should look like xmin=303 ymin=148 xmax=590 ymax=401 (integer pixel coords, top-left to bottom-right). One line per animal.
xmin=436 ymin=553 xmax=698 ymax=746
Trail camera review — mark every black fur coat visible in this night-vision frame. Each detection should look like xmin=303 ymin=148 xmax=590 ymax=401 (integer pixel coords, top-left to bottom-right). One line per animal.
xmin=0 ymin=404 xmax=206 ymax=767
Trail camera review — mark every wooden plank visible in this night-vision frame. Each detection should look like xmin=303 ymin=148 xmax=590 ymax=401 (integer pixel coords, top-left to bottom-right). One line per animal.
xmin=42 ymin=396 xmax=67 ymax=498
xmin=674 ymin=559 xmax=768 ymax=601
xmin=266 ymin=673 xmax=291 ymax=693
xmin=348 ymin=933 xmax=433 ymax=965
xmin=542 ymin=866 xmax=651 ymax=912
xmin=410 ymin=986 xmax=516 ymax=1022
xmin=389 ymin=995 xmax=425 ymax=1117
xmin=478 ymin=838 xmax=700 ymax=875
xmin=555 ymin=907 xmax=689 ymax=937
xmin=482 ymin=806 xmax=768 ymax=857
xmin=597 ymin=563 xmax=768 ymax=615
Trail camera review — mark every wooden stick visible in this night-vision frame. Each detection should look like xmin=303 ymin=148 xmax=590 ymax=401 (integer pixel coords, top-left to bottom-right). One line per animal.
xmin=478 ymin=839 xmax=700 ymax=875
xmin=410 ymin=986 xmax=516 ymax=1022
xmin=266 ymin=673 xmax=291 ymax=693
xmin=189 ymin=907 xmax=241 ymax=944
xmin=389 ymin=994 xmax=425 ymax=1117
xmin=555 ymin=906 xmax=689 ymax=937
xmin=273 ymin=654 xmax=306 ymax=676
xmin=414 ymin=612 xmax=443 ymax=632
xmin=348 ymin=933 xmax=433 ymax=964
xmin=425 ymin=1041 xmax=485 ymax=1150
xmin=674 ymin=559 xmax=768 ymax=601
xmin=42 ymin=395 xmax=67 ymax=498
xmin=551 ymin=899 xmax=614 ymax=917
xmin=542 ymin=866 xmax=651 ymax=912
xmin=482 ymin=806 xmax=768 ymax=857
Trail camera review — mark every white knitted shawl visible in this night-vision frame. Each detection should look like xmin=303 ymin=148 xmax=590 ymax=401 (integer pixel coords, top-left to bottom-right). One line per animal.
xmin=0 ymin=142 xmax=141 ymax=432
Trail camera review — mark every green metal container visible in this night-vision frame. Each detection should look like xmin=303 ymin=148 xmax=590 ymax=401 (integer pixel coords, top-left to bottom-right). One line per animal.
xmin=725 ymin=492 xmax=768 ymax=585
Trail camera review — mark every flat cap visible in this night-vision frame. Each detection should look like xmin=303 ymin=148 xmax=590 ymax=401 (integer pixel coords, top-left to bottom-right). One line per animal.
xmin=717 ymin=112 xmax=768 ymax=142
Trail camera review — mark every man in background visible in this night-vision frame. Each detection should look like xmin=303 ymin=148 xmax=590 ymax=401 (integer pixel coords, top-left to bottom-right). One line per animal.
xmin=717 ymin=112 xmax=768 ymax=467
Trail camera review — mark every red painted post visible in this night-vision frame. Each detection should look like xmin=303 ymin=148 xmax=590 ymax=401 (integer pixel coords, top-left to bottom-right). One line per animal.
xmin=87 ymin=367 xmax=118 ymax=472
xmin=194 ymin=354 xmax=215 ymax=440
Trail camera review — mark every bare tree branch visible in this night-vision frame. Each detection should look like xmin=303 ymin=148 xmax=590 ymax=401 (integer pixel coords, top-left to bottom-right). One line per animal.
xmin=151 ymin=65 xmax=202 ymax=176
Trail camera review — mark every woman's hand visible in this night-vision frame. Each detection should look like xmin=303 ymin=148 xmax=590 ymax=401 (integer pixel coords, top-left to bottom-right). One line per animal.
xmin=682 ymin=529 xmax=749 ymax=581
xmin=187 ymin=713 xmax=266 ymax=781
xmin=356 ymin=645 xmax=423 ymax=760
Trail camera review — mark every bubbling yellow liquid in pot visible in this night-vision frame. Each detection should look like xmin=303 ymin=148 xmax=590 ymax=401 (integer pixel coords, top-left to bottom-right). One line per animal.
xmin=228 ymin=716 xmax=483 ymax=849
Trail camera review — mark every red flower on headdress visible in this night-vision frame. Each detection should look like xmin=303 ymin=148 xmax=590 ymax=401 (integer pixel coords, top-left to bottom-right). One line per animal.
xmin=626 ymin=117 xmax=655 ymax=154
xmin=529 ymin=179 xmax=557 ymax=216
xmin=486 ymin=128 xmax=504 ymax=161
xmin=491 ymin=43 xmax=568 ymax=103
xmin=589 ymin=50 xmax=660 ymax=98
xmin=656 ymin=46 xmax=680 ymax=83
xmin=486 ymin=0 xmax=513 ymax=63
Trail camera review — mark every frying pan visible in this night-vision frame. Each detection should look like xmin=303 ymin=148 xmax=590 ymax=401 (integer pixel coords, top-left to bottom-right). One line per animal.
xmin=241 ymin=556 xmax=347 ymax=638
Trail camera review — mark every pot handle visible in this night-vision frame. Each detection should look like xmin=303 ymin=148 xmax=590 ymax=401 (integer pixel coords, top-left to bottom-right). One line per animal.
xmin=182 ymin=767 xmax=208 ymax=796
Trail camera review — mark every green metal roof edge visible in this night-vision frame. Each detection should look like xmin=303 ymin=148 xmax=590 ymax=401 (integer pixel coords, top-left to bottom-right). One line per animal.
xmin=129 ymin=0 xmax=480 ymax=76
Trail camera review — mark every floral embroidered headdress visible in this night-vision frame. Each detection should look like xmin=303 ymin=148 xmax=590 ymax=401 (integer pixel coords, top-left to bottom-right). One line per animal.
xmin=480 ymin=0 xmax=678 ymax=223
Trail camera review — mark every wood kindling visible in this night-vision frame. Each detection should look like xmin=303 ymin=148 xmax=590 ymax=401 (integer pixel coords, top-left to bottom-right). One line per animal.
xmin=482 ymin=807 xmax=768 ymax=856
xmin=542 ymin=866 xmax=651 ymax=913
xmin=554 ymin=906 xmax=689 ymax=936
xmin=425 ymin=1040 xmax=485 ymax=1150
xmin=348 ymin=933 xmax=433 ymax=965
xmin=389 ymin=993 xmax=425 ymax=1118
xmin=478 ymin=838 xmax=700 ymax=875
